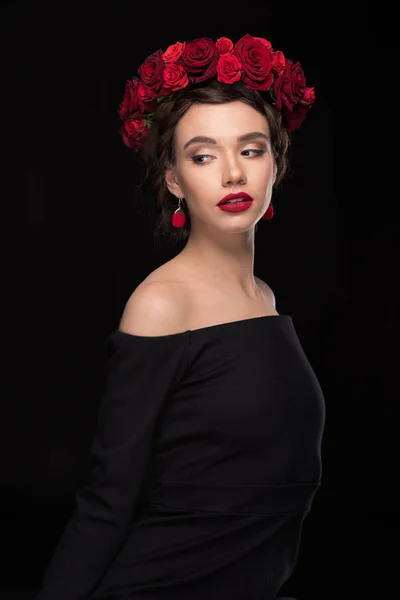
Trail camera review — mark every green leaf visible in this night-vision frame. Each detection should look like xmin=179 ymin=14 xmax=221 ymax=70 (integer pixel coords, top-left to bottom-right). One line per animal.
xmin=157 ymin=94 xmax=173 ymax=103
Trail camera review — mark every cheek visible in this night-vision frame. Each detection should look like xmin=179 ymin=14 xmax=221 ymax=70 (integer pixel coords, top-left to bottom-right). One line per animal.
xmin=253 ymin=167 xmax=275 ymax=198
xmin=183 ymin=168 xmax=215 ymax=195
xmin=252 ymin=161 xmax=273 ymax=183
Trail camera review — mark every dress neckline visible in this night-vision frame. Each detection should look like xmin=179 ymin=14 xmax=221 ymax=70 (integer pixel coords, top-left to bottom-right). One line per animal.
xmin=112 ymin=314 xmax=292 ymax=340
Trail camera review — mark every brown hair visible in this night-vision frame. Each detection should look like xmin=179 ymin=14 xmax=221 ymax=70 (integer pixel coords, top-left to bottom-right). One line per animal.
xmin=138 ymin=79 xmax=291 ymax=246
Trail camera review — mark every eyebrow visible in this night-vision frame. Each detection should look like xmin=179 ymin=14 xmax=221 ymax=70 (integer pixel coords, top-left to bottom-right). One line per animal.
xmin=183 ymin=131 xmax=270 ymax=151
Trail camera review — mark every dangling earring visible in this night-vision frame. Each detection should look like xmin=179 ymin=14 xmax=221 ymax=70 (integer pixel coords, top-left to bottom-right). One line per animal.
xmin=261 ymin=203 xmax=274 ymax=220
xmin=171 ymin=197 xmax=186 ymax=228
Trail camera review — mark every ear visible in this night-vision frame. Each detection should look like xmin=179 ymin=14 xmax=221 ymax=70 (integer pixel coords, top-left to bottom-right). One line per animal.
xmin=164 ymin=165 xmax=184 ymax=198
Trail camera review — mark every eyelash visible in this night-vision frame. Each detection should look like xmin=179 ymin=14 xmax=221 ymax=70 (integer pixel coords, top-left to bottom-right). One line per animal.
xmin=191 ymin=149 xmax=266 ymax=165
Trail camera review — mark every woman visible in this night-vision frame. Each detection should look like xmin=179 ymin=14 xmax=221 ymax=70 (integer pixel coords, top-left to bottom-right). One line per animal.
xmin=35 ymin=34 xmax=325 ymax=600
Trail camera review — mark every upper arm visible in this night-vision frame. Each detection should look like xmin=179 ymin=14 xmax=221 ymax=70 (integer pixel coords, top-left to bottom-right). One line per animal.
xmin=118 ymin=282 xmax=187 ymax=337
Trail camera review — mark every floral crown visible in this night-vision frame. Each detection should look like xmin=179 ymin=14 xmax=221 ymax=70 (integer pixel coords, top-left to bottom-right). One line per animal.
xmin=118 ymin=33 xmax=315 ymax=151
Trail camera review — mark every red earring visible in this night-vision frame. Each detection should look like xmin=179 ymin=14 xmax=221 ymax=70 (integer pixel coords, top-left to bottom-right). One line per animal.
xmin=261 ymin=203 xmax=274 ymax=220
xmin=172 ymin=197 xmax=186 ymax=228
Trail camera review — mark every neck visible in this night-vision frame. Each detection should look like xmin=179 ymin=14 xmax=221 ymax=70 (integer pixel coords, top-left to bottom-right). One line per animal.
xmin=178 ymin=229 xmax=258 ymax=299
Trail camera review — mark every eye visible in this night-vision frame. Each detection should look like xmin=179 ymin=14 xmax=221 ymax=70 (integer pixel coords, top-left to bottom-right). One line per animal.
xmin=191 ymin=154 xmax=213 ymax=164
xmin=241 ymin=149 xmax=266 ymax=157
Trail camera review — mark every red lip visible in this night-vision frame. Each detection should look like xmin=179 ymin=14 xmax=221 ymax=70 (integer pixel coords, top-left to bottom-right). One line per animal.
xmin=217 ymin=192 xmax=254 ymax=206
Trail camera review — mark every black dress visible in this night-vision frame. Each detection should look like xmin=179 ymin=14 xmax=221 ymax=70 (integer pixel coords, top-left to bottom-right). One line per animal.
xmin=35 ymin=314 xmax=325 ymax=600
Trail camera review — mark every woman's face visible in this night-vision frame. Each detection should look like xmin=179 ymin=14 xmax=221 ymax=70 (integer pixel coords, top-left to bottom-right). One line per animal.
xmin=165 ymin=100 xmax=277 ymax=232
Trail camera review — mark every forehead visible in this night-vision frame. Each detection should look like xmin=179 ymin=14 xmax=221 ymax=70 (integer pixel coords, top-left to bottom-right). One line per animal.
xmin=175 ymin=101 xmax=270 ymax=144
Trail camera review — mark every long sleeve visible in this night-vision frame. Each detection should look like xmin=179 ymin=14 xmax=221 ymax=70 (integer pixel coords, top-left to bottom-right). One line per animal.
xmin=35 ymin=328 xmax=190 ymax=600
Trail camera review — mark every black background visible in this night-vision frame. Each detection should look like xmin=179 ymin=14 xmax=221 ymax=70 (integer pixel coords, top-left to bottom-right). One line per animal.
xmin=1 ymin=1 xmax=397 ymax=598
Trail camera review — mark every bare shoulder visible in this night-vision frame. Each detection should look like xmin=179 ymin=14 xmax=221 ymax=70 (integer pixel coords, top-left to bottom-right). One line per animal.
xmin=118 ymin=280 xmax=188 ymax=337
xmin=255 ymin=276 xmax=277 ymax=311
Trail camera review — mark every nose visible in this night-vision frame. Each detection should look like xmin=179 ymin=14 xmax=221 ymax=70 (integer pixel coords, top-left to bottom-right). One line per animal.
xmin=222 ymin=155 xmax=247 ymax=187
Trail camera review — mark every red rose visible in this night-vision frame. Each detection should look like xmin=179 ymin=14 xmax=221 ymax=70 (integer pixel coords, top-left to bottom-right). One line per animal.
xmin=178 ymin=37 xmax=218 ymax=83
xmin=120 ymin=118 xmax=148 ymax=150
xmin=216 ymin=37 xmax=234 ymax=54
xmin=253 ymin=36 xmax=272 ymax=50
xmin=216 ymin=53 xmax=242 ymax=84
xmin=234 ymin=33 xmax=274 ymax=91
xmin=117 ymin=77 xmax=144 ymax=120
xmin=160 ymin=63 xmax=189 ymax=94
xmin=138 ymin=82 xmax=158 ymax=112
xmin=138 ymin=49 xmax=164 ymax=92
xmin=163 ymin=41 xmax=186 ymax=64
xmin=300 ymin=86 xmax=315 ymax=106
xmin=272 ymin=50 xmax=285 ymax=75
xmin=273 ymin=59 xmax=308 ymax=112
xmin=281 ymin=102 xmax=310 ymax=133
xmin=289 ymin=61 xmax=308 ymax=102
